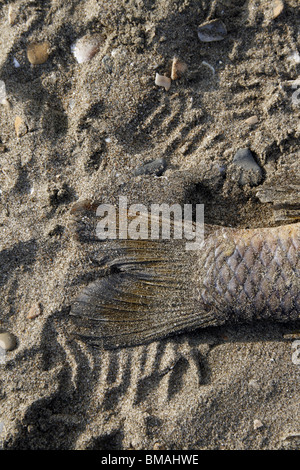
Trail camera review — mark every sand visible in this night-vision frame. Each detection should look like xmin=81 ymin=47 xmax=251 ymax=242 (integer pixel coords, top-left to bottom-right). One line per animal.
xmin=0 ymin=0 xmax=299 ymax=450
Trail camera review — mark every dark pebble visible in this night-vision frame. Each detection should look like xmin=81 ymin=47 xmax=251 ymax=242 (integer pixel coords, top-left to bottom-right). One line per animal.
xmin=198 ymin=19 xmax=227 ymax=42
xmin=134 ymin=157 xmax=167 ymax=177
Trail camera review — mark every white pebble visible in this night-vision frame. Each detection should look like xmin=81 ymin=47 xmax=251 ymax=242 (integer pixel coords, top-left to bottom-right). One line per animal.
xmin=288 ymin=51 xmax=300 ymax=64
xmin=13 ymin=57 xmax=20 ymax=68
xmin=155 ymin=73 xmax=171 ymax=91
xmin=71 ymin=36 xmax=100 ymax=64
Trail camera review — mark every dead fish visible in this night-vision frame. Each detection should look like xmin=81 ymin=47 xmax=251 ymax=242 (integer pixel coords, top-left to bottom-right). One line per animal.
xmin=69 ymin=197 xmax=300 ymax=350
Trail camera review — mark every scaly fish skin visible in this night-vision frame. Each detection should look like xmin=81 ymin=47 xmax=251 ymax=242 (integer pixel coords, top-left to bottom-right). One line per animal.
xmin=196 ymin=222 xmax=300 ymax=324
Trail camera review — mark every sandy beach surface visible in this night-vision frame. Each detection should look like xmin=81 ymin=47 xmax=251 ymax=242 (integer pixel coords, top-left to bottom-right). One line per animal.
xmin=0 ymin=0 xmax=299 ymax=450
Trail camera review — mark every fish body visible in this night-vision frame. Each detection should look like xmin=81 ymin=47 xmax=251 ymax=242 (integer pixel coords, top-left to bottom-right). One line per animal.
xmin=69 ymin=201 xmax=299 ymax=349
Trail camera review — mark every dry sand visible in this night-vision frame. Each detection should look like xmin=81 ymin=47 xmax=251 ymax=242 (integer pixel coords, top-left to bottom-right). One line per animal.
xmin=0 ymin=0 xmax=299 ymax=449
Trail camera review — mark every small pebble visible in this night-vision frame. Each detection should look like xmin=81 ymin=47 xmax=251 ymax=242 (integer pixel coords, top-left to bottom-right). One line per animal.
xmin=15 ymin=116 xmax=28 ymax=137
xmin=0 ymin=143 xmax=6 ymax=152
xmin=253 ymin=419 xmax=264 ymax=430
xmin=198 ymin=19 xmax=227 ymax=42
xmin=232 ymin=148 xmax=263 ymax=186
xmin=134 ymin=157 xmax=167 ymax=177
xmin=27 ymin=302 xmax=41 ymax=320
xmin=0 ymin=332 xmax=17 ymax=351
xmin=272 ymin=0 xmax=284 ymax=19
xmin=27 ymin=41 xmax=50 ymax=65
xmin=71 ymin=36 xmax=100 ymax=64
xmin=155 ymin=73 xmax=171 ymax=91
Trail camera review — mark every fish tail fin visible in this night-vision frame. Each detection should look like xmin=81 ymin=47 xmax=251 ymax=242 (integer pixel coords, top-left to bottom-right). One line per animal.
xmin=70 ymin=238 xmax=221 ymax=349
xmin=256 ymin=184 xmax=300 ymax=223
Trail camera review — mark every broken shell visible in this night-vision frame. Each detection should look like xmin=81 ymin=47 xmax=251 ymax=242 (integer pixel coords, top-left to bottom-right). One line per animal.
xmin=71 ymin=36 xmax=100 ymax=64
xmin=272 ymin=0 xmax=284 ymax=19
xmin=201 ymin=60 xmax=215 ymax=75
xmin=244 ymin=115 xmax=259 ymax=127
xmin=198 ymin=19 xmax=227 ymax=42
xmin=15 ymin=116 xmax=28 ymax=137
xmin=155 ymin=73 xmax=171 ymax=91
xmin=27 ymin=41 xmax=50 ymax=65
xmin=171 ymin=57 xmax=187 ymax=80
